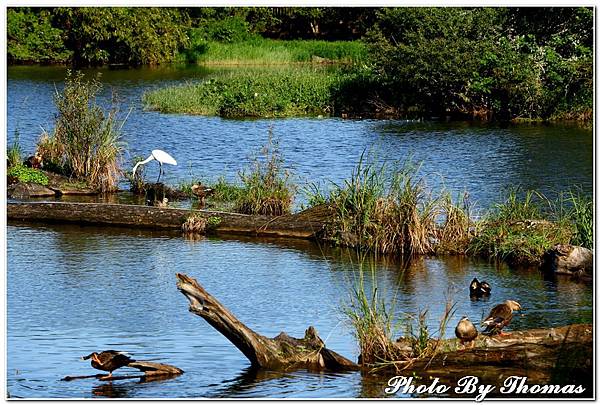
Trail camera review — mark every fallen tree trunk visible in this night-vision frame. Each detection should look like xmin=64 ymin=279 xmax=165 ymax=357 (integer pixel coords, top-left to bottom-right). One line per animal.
xmin=390 ymin=324 xmax=592 ymax=372
xmin=176 ymin=273 xmax=359 ymax=371
xmin=8 ymin=202 xmax=330 ymax=239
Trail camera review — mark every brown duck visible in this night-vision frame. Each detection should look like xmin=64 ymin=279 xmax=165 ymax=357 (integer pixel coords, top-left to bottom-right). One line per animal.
xmin=455 ymin=316 xmax=478 ymax=348
xmin=481 ymin=300 xmax=522 ymax=336
xmin=191 ymin=183 xmax=214 ymax=208
xmin=81 ymin=350 xmax=135 ymax=378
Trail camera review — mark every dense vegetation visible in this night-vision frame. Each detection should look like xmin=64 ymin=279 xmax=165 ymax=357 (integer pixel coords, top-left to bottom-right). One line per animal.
xmin=8 ymin=7 xmax=592 ymax=120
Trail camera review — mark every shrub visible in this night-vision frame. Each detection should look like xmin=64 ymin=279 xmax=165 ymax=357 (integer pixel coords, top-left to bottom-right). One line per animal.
xmin=36 ymin=71 xmax=125 ymax=192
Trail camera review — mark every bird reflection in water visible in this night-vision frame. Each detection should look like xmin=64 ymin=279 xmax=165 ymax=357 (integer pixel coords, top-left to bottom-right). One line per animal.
xmin=91 ymin=373 xmax=181 ymax=398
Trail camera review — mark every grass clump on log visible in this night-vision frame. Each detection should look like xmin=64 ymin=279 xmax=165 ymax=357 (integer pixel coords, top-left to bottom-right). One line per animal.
xmin=344 ymin=263 xmax=457 ymax=370
xmin=467 ymin=188 xmax=573 ymax=266
xmin=143 ymin=68 xmax=342 ymax=118
xmin=36 ymin=71 xmax=126 ymax=192
xmin=236 ymin=131 xmax=295 ymax=216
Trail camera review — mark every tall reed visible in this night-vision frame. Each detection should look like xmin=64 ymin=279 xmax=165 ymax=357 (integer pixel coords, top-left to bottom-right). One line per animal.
xmin=322 ymin=155 xmax=438 ymax=256
xmin=37 ymin=71 xmax=126 ymax=192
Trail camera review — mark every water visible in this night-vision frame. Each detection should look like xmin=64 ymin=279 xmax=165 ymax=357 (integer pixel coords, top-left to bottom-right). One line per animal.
xmin=6 ymin=65 xmax=594 ymax=398
xmin=7 ymin=66 xmax=593 ymax=210
xmin=6 ymin=223 xmax=593 ymax=398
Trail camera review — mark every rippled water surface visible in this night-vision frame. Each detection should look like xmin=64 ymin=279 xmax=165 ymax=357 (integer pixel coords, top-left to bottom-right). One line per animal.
xmin=6 ymin=66 xmax=593 ymax=398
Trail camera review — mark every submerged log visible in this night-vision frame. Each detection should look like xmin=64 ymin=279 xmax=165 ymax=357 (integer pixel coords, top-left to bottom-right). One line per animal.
xmin=8 ymin=202 xmax=331 ymax=239
xmin=176 ymin=273 xmax=359 ymax=371
xmin=62 ymin=361 xmax=183 ymax=381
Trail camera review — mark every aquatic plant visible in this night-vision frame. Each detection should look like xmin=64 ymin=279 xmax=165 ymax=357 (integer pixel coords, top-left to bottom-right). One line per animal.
xmin=7 ymin=166 xmax=49 ymax=186
xmin=7 ymin=129 xmax=23 ymax=169
xmin=343 ymin=264 xmax=405 ymax=367
xmin=562 ymin=187 xmax=593 ymax=249
xmin=435 ymin=191 xmax=475 ymax=254
xmin=236 ymin=130 xmax=296 ymax=216
xmin=36 ymin=71 xmax=126 ymax=192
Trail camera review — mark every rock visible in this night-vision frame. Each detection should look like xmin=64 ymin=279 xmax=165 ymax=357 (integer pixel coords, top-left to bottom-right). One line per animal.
xmin=8 ymin=182 xmax=57 ymax=199
xmin=541 ymin=244 xmax=593 ymax=276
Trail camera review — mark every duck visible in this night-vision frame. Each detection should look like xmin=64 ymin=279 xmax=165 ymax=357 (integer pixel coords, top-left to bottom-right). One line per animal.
xmin=25 ymin=152 xmax=44 ymax=169
xmin=469 ymin=277 xmax=491 ymax=298
xmin=191 ymin=183 xmax=214 ymax=208
xmin=81 ymin=350 xmax=135 ymax=378
xmin=455 ymin=316 xmax=478 ymax=349
xmin=153 ymin=197 xmax=169 ymax=208
xmin=481 ymin=300 xmax=522 ymax=336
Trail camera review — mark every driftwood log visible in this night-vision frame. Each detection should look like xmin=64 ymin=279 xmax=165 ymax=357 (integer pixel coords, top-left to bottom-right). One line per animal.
xmin=176 ymin=273 xmax=359 ymax=371
xmin=62 ymin=360 xmax=183 ymax=381
xmin=8 ymin=202 xmax=331 ymax=239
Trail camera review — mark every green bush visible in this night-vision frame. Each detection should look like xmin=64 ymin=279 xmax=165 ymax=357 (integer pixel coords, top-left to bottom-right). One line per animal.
xmin=7 ymin=166 xmax=49 ymax=186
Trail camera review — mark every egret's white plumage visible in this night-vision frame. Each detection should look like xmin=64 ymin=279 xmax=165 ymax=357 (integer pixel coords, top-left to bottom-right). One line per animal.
xmin=132 ymin=149 xmax=177 ymax=182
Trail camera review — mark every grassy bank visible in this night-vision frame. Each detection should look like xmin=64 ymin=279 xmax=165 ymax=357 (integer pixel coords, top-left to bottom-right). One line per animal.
xmin=143 ymin=68 xmax=345 ymax=118
xmin=181 ymin=37 xmax=367 ymax=65
xmin=307 ymin=157 xmax=591 ymax=265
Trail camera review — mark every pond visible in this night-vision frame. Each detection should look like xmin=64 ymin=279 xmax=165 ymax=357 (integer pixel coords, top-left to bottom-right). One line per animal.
xmin=6 ymin=65 xmax=594 ymax=399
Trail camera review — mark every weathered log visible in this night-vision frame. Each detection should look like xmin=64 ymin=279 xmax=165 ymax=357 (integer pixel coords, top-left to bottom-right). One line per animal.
xmin=176 ymin=273 xmax=359 ymax=371
xmin=8 ymin=202 xmax=331 ymax=239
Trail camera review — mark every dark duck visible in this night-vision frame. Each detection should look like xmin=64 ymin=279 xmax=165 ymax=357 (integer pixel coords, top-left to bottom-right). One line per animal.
xmin=469 ymin=278 xmax=491 ymax=298
xmin=481 ymin=300 xmax=522 ymax=336
xmin=455 ymin=316 xmax=478 ymax=349
xmin=81 ymin=350 xmax=135 ymax=378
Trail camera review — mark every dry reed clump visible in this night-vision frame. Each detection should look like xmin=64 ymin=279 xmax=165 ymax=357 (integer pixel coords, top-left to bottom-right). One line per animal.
xmin=323 ymin=155 xmax=438 ymax=256
xmin=182 ymin=214 xmax=208 ymax=235
xmin=36 ymin=71 xmax=125 ymax=192
xmin=435 ymin=192 xmax=475 ymax=254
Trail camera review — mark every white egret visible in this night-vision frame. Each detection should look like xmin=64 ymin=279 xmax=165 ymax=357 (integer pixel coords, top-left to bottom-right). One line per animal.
xmin=132 ymin=149 xmax=177 ymax=183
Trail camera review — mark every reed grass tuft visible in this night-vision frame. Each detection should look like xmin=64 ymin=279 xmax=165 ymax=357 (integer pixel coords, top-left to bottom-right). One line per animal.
xmin=36 ymin=71 xmax=126 ymax=192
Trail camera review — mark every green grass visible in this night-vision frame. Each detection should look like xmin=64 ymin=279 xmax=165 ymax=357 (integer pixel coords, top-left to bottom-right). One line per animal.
xmin=143 ymin=67 xmax=343 ymax=118
xmin=7 ymin=165 xmax=49 ymax=186
xmin=467 ymin=188 xmax=574 ymax=265
xmin=236 ymin=130 xmax=296 ymax=216
xmin=180 ymin=37 xmax=367 ymax=65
